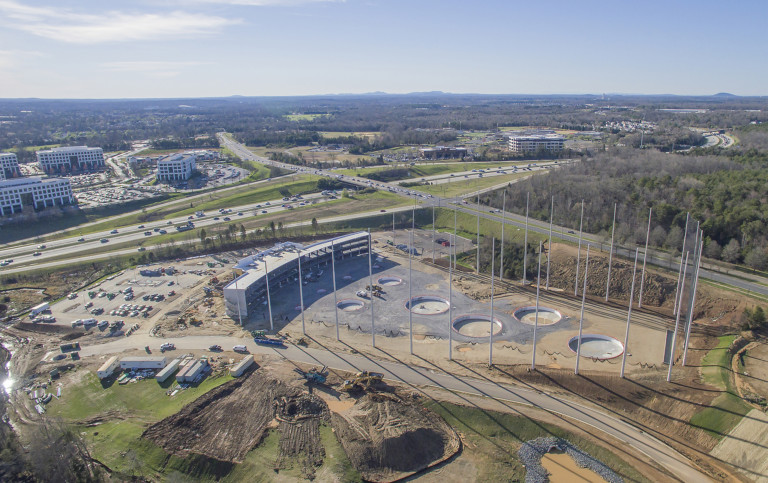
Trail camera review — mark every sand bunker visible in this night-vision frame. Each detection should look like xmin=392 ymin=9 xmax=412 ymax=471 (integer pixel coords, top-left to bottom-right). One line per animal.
xmin=453 ymin=315 xmax=503 ymax=338
xmin=337 ymin=299 xmax=365 ymax=312
xmin=406 ymin=295 xmax=449 ymax=315
xmin=378 ymin=276 xmax=403 ymax=286
xmin=568 ymin=334 xmax=624 ymax=359
xmin=514 ymin=306 xmax=563 ymax=326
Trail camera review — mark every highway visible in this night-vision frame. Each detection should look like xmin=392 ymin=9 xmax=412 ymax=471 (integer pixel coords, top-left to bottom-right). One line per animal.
xmin=72 ymin=333 xmax=711 ymax=482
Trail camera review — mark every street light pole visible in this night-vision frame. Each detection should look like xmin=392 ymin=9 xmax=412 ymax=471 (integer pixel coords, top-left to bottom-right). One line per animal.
xmin=575 ymin=200 xmax=584 ymax=296
xmin=638 ymin=208 xmax=652 ymax=308
xmin=546 ymin=195 xmax=553 ymax=291
xmin=575 ymin=245 xmax=590 ymax=375
xmin=606 ymin=202 xmax=616 ymax=302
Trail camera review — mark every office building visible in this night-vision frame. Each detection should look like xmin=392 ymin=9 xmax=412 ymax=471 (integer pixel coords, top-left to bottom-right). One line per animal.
xmin=36 ymin=146 xmax=105 ymax=174
xmin=0 ymin=153 xmax=21 ymax=180
xmin=507 ymin=133 xmax=565 ymax=153
xmin=156 ymin=153 xmax=196 ymax=181
xmin=0 ymin=177 xmax=74 ymax=216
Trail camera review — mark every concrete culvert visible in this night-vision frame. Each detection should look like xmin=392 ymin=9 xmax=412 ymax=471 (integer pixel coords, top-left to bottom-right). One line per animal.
xmin=452 ymin=314 xmax=503 ymax=338
xmin=513 ymin=306 xmax=562 ymax=326
xmin=568 ymin=334 xmax=624 ymax=360
xmin=405 ymin=295 xmax=449 ymax=315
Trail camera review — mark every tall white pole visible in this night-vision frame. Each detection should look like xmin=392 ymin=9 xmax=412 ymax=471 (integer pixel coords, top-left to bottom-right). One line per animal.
xmin=532 ymin=241 xmax=542 ymax=370
xmin=546 ymin=195 xmax=553 ymax=291
xmin=331 ymin=240 xmax=340 ymax=341
xmin=667 ymin=251 xmax=690 ymax=382
xmin=500 ymin=190 xmax=506 ymax=281
xmin=673 ymin=213 xmax=690 ymax=316
xmin=489 ymin=237 xmax=496 ymax=367
xmin=575 ymin=245 xmax=590 ymax=375
xmin=265 ymin=259 xmax=274 ymax=332
xmin=368 ymin=229 xmax=375 ymax=348
xmin=476 ymin=195 xmax=480 ymax=273
xmin=449 ymin=207 xmax=457 ymax=361
xmin=638 ymin=208 xmax=652 ymax=308
xmin=682 ymin=235 xmax=703 ymax=366
xmin=606 ymin=202 xmax=617 ymax=302
xmin=409 ymin=229 xmax=413 ymax=354
xmin=523 ymin=192 xmax=529 ymax=286
xmin=432 ymin=205 xmax=436 ymax=262
xmin=392 ymin=212 xmax=396 ymax=246
xmin=620 ymin=248 xmax=639 ymax=378
xmin=297 ymin=251 xmax=305 ymax=335
xmin=575 ymin=201 xmax=584 ymax=296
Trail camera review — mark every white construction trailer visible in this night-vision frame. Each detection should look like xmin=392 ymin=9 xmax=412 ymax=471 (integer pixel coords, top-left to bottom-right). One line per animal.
xmin=96 ymin=356 xmax=120 ymax=379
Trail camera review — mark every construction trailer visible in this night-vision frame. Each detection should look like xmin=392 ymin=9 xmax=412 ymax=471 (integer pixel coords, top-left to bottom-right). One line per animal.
xmin=96 ymin=356 xmax=120 ymax=379
xmin=29 ymin=302 xmax=49 ymax=316
xmin=230 ymin=355 xmax=254 ymax=377
xmin=155 ymin=358 xmax=182 ymax=383
xmin=120 ymin=356 xmax=167 ymax=370
xmin=176 ymin=359 xmax=208 ymax=382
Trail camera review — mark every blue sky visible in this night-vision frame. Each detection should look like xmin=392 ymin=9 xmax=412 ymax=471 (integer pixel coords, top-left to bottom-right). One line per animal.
xmin=0 ymin=0 xmax=765 ymax=98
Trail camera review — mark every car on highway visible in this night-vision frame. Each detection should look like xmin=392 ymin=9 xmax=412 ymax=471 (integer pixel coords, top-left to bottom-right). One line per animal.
xmin=137 ymin=225 xmax=145 ymax=229
xmin=77 ymin=237 xmax=85 ymax=242
xmin=110 ymin=229 xmax=118 ymax=234
xmin=37 ymin=244 xmax=46 ymax=249
xmin=144 ymin=231 xmax=152 ymax=236
xmin=100 ymin=238 xmax=109 ymax=243
xmin=166 ymin=221 xmax=172 ymax=225
xmin=137 ymin=247 xmax=146 ymax=252
xmin=223 ymin=217 xmax=231 ymax=221
xmin=213 ymin=217 xmax=220 ymax=220
xmin=33 ymin=251 xmax=42 ymax=256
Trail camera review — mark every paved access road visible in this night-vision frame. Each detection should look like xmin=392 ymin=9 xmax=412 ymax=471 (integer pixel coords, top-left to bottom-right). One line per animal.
xmin=77 ymin=334 xmax=710 ymax=482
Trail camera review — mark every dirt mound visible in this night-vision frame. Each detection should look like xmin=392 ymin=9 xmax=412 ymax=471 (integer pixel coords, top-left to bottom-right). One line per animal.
xmin=330 ymin=392 xmax=460 ymax=482
xmin=143 ymin=370 xmax=328 ymax=466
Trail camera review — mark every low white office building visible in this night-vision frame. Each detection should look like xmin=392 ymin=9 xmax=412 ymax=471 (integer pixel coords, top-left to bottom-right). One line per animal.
xmin=120 ymin=356 xmax=167 ymax=370
xmin=0 ymin=177 xmax=74 ymax=216
xmin=157 ymin=153 xmax=196 ymax=181
xmin=36 ymin=146 xmax=104 ymax=174
xmin=507 ymin=133 xmax=565 ymax=153
xmin=0 ymin=153 xmax=21 ymax=180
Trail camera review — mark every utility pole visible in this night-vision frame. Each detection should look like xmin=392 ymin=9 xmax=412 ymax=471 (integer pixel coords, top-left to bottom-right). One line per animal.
xmin=489 ymin=238 xmax=496 ymax=367
xmin=667 ymin=251 xmax=690 ymax=382
xmin=368 ymin=229 xmax=375 ymax=348
xmin=476 ymin=195 xmax=480 ymax=273
xmin=683 ymin=234 xmax=703 ymax=366
xmin=409 ymin=229 xmax=414 ymax=355
xmin=432 ymin=205 xmax=436 ymax=262
xmin=575 ymin=245 xmax=590 ymax=375
xmin=606 ymin=202 xmax=616 ymax=302
xmin=638 ymin=208 xmax=652 ymax=308
xmin=546 ymin=195 xmax=553 ymax=291
xmin=500 ymin=190 xmax=506 ymax=281
xmin=297 ymin=251 xmax=305 ymax=335
xmin=532 ymin=241 xmax=542 ymax=370
xmin=523 ymin=192 xmax=529 ymax=286
xmin=265 ymin=260 xmax=274 ymax=332
xmin=392 ymin=212 xmax=395 ymax=246
xmin=620 ymin=248 xmax=639 ymax=378
xmin=331 ymin=241 xmax=340 ymax=341
xmin=673 ymin=213 xmax=690 ymax=316
xmin=575 ymin=200 xmax=584 ymax=297
xmin=449 ymin=206 xmax=457 ymax=361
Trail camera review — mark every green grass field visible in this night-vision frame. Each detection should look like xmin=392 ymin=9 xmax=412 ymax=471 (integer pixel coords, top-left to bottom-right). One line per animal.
xmin=354 ymin=161 xmax=527 ymax=180
xmin=47 ymin=370 xmax=359 ymax=481
xmin=424 ymin=400 xmax=649 ymax=482
xmin=412 ymin=172 xmax=531 ymax=198
xmin=689 ymin=335 xmax=753 ymax=438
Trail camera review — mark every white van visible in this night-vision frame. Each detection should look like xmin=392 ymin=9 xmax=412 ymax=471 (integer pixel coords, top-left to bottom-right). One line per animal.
xmin=233 ymin=345 xmax=248 ymax=353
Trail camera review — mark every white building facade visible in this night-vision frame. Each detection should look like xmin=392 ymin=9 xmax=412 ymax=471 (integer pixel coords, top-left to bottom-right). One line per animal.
xmin=0 ymin=153 xmax=21 ymax=180
xmin=508 ymin=134 xmax=565 ymax=153
xmin=36 ymin=146 xmax=105 ymax=174
xmin=157 ymin=153 xmax=196 ymax=181
xmin=0 ymin=177 xmax=74 ymax=216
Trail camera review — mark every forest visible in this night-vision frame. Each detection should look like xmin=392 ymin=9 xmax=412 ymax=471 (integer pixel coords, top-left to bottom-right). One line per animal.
xmin=482 ymin=123 xmax=768 ymax=268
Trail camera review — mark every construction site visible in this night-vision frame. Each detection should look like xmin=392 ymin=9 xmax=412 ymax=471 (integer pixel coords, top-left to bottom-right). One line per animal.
xmin=2 ymin=223 xmax=767 ymax=483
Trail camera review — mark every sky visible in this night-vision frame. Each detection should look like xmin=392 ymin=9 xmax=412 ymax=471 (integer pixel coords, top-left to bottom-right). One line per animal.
xmin=0 ymin=0 xmax=766 ymax=99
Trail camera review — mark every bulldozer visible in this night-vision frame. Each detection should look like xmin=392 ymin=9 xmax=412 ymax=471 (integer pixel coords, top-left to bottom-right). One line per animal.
xmin=340 ymin=371 xmax=385 ymax=393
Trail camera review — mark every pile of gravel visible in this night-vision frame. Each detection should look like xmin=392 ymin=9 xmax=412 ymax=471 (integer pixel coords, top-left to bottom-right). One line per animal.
xmin=518 ymin=437 xmax=623 ymax=483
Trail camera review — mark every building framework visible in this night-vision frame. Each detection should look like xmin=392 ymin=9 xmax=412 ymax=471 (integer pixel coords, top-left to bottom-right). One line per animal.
xmin=0 ymin=177 xmax=74 ymax=216
xmin=223 ymin=232 xmax=371 ymax=320
xmin=36 ymin=146 xmax=105 ymax=174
